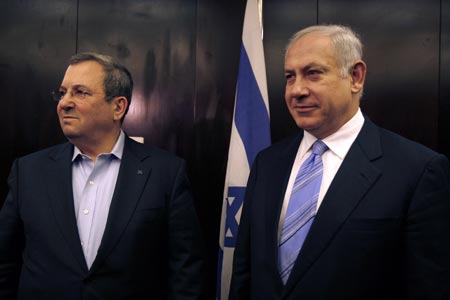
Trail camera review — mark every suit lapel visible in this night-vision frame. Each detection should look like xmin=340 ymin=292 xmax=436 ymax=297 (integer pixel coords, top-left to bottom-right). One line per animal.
xmin=89 ymin=137 xmax=152 ymax=274
xmin=47 ymin=143 xmax=88 ymax=273
xmin=282 ymin=119 xmax=383 ymax=298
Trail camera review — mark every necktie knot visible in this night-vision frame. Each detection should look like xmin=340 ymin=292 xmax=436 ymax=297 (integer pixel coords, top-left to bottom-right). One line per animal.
xmin=312 ymin=140 xmax=328 ymax=156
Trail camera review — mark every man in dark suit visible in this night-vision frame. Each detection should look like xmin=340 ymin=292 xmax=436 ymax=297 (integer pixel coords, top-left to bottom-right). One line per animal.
xmin=229 ymin=24 xmax=450 ymax=299
xmin=0 ymin=52 xmax=204 ymax=299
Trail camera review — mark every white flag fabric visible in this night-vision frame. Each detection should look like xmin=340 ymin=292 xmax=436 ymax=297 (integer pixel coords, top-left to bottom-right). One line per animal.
xmin=216 ymin=0 xmax=271 ymax=299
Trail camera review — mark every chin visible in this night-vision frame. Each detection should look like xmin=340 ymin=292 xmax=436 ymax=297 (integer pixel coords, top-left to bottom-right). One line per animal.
xmin=62 ymin=131 xmax=81 ymax=140
xmin=294 ymin=118 xmax=320 ymax=130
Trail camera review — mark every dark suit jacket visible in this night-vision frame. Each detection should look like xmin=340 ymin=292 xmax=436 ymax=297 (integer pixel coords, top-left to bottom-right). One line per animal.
xmin=229 ymin=118 xmax=450 ymax=300
xmin=0 ymin=135 xmax=204 ymax=300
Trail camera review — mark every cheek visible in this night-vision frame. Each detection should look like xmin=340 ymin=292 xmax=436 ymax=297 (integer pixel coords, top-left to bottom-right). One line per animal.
xmin=56 ymin=104 xmax=63 ymax=116
xmin=285 ymin=89 xmax=298 ymax=108
xmin=285 ymin=97 xmax=291 ymax=109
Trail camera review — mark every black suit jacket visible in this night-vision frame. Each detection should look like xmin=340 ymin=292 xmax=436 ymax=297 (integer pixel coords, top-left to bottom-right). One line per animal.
xmin=229 ymin=119 xmax=450 ymax=300
xmin=0 ymin=135 xmax=204 ymax=299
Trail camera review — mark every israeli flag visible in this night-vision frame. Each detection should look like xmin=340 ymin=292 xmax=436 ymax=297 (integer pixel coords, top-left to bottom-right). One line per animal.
xmin=217 ymin=0 xmax=271 ymax=299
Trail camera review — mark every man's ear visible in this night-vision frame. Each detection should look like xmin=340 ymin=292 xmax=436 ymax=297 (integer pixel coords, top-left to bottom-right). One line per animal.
xmin=350 ymin=60 xmax=366 ymax=94
xmin=112 ymin=96 xmax=128 ymax=121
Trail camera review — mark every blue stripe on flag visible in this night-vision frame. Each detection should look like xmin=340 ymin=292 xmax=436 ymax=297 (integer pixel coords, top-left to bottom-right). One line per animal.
xmin=234 ymin=45 xmax=271 ymax=167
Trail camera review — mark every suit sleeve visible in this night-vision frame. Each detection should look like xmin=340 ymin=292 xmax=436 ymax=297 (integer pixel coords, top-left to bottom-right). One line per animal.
xmin=405 ymin=154 xmax=450 ymax=299
xmin=228 ymin=153 xmax=260 ymax=300
xmin=167 ymin=160 xmax=205 ymax=300
xmin=0 ymin=160 xmax=25 ymax=300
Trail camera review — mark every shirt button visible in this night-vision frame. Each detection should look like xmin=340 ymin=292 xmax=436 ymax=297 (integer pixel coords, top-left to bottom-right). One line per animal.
xmin=89 ymin=180 xmax=94 ymax=185
xmin=83 ymin=209 xmax=89 ymax=215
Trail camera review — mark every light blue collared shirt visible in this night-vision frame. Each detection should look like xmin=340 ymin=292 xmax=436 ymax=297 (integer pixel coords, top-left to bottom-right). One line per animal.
xmin=72 ymin=130 xmax=125 ymax=269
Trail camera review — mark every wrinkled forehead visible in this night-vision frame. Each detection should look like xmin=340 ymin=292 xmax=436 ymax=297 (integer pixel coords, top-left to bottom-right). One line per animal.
xmin=287 ymin=33 xmax=334 ymax=55
xmin=285 ymin=34 xmax=338 ymax=68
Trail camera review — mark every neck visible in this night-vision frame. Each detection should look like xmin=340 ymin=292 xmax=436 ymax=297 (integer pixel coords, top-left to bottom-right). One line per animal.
xmin=70 ymin=129 xmax=121 ymax=162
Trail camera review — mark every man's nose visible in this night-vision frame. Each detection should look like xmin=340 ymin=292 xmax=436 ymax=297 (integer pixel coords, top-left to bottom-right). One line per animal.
xmin=58 ymin=94 xmax=75 ymax=110
xmin=290 ymin=78 xmax=309 ymax=98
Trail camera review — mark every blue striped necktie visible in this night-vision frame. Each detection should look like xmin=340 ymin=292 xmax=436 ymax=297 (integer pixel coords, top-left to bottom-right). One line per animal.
xmin=279 ymin=140 xmax=328 ymax=284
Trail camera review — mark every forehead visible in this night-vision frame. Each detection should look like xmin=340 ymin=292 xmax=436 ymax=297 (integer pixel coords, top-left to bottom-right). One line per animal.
xmin=62 ymin=60 xmax=105 ymax=88
xmin=285 ymin=33 xmax=337 ymax=69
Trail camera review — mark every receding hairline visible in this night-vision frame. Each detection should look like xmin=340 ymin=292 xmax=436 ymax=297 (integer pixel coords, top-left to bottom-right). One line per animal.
xmin=285 ymin=25 xmax=364 ymax=79
xmin=285 ymin=31 xmax=334 ymax=54
xmin=69 ymin=52 xmax=117 ymax=66
xmin=285 ymin=25 xmax=362 ymax=53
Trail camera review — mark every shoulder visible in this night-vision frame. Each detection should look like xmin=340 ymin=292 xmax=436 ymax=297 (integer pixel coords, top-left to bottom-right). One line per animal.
xmin=14 ymin=143 xmax=71 ymax=165
xmin=257 ymin=133 xmax=302 ymax=160
xmin=361 ymin=120 xmax=449 ymax=177
xmin=124 ymin=136 xmax=185 ymax=167
xmin=377 ymin=126 xmax=442 ymax=161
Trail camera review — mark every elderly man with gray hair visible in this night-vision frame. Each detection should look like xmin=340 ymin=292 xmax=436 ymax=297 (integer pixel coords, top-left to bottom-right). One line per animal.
xmin=229 ymin=24 xmax=450 ymax=300
xmin=0 ymin=52 xmax=204 ymax=300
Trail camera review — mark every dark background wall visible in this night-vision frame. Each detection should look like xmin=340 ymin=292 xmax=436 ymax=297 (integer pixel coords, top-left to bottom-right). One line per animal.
xmin=1 ymin=0 xmax=448 ymax=298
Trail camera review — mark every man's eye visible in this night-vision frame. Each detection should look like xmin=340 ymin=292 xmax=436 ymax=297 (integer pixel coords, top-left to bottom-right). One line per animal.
xmin=307 ymin=70 xmax=322 ymax=80
xmin=58 ymin=90 xmax=66 ymax=98
xmin=74 ymin=89 xmax=90 ymax=98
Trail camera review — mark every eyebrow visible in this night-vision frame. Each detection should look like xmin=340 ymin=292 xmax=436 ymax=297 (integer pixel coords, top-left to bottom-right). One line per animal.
xmin=285 ymin=63 xmax=329 ymax=73
xmin=60 ymin=84 xmax=91 ymax=91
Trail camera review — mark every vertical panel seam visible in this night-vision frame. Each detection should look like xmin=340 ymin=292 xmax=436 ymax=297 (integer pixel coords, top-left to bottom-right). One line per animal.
xmin=438 ymin=0 xmax=442 ymax=150
xmin=75 ymin=0 xmax=80 ymax=53
xmin=193 ymin=0 xmax=198 ymax=124
xmin=317 ymin=0 xmax=319 ymax=24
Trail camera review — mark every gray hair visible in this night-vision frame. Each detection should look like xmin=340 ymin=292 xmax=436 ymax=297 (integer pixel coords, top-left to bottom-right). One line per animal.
xmin=286 ymin=25 xmax=363 ymax=78
xmin=69 ymin=52 xmax=133 ymax=120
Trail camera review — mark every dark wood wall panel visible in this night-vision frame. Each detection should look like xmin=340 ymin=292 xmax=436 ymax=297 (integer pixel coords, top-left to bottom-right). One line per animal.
xmin=263 ymin=0 xmax=317 ymax=143
xmin=77 ymin=0 xmax=198 ymax=160
xmin=440 ymin=0 xmax=450 ymax=157
xmin=319 ymin=0 xmax=441 ymax=151
xmin=194 ymin=0 xmax=245 ymax=297
xmin=0 ymin=0 xmax=76 ymax=204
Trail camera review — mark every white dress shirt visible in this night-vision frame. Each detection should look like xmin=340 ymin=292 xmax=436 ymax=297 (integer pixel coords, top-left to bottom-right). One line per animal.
xmin=72 ymin=130 xmax=125 ymax=269
xmin=278 ymin=109 xmax=365 ymax=238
